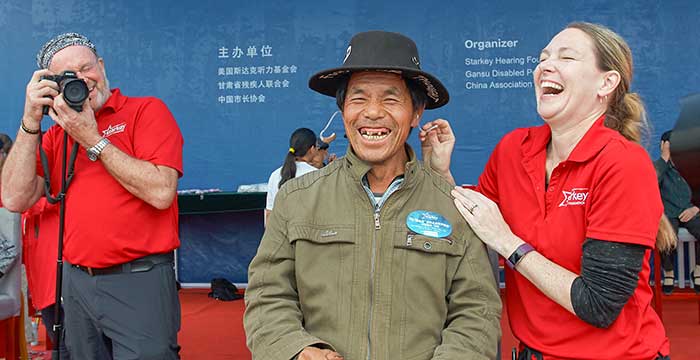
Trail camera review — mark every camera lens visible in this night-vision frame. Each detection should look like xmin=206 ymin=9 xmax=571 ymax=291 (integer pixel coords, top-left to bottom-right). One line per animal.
xmin=61 ymin=79 xmax=89 ymax=108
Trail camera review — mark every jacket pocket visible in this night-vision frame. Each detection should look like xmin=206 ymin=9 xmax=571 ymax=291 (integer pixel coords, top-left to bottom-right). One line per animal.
xmin=288 ymin=224 xmax=356 ymax=341
xmin=288 ymin=224 xmax=356 ymax=246
xmin=394 ymin=230 xmax=463 ymax=255
xmin=391 ymin=228 xmax=465 ymax=358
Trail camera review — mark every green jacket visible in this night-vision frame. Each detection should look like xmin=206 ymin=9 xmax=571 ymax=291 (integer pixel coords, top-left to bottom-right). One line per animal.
xmin=244 ymin=146 xmax=501 ymax=360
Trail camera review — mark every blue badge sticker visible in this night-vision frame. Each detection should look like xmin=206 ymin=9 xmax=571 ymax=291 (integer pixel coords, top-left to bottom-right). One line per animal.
xmin=406 ymin=210 xmax=452 ymax=238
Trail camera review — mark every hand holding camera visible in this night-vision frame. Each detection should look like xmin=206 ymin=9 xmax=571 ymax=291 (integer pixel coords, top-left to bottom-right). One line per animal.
xmin=23 ymin=69 xmax=100 ymax=148
xmin=40 ymin=70 xmax=89 ymax=114
xmin=22 ymin=69 xmax=89 ymax=131
xmin=22 ymin=69 xmax=60 ymax=129
xmin=48 ymin=84 xmax=101 ymax=149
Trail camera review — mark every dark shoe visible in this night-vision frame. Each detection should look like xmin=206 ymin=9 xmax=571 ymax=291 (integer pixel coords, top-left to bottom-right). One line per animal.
xmin=691 ymin=270 xmax=700 ymax=293
xmin=662 ymin=272 xmax=675 ymax=295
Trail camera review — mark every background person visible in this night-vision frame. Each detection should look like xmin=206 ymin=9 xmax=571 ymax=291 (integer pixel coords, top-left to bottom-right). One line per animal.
xmin=310 ymin=133 xmax=337 ymax=169
xmin=21 ymin=198 xmax=70 ymax=358
xmin=439 ymin=22 xmax=675 ymax=359
xmin=0 ymin=134 xmax=26 ymax=359
xmin=0 ymin=134 xmax=21 ymax=322
xmin=0 ymin=134 xmax=12 ymax=171
xmin=655 ymin=130 xmax=700 ymax=293
xmin=264 ymin=127 xmax=320 ymax=227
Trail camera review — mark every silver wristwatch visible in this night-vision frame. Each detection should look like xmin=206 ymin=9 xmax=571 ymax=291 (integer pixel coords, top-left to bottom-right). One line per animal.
xmin=86 ymin=137 xmax=111 ymax=161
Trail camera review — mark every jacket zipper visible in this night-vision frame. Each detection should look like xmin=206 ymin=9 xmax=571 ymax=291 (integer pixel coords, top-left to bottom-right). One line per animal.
xmin=363 ymin=179 xmax=402 ymax=360
xmin=367 ymin=205 xmax=380 ymax=360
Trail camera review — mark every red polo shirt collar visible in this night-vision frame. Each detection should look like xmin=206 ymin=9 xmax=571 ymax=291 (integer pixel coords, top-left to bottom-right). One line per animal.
xmin=95 ymin=88 xmax=126 ymax=116
xmin=521 ymin=113 xmax=612 ymax=163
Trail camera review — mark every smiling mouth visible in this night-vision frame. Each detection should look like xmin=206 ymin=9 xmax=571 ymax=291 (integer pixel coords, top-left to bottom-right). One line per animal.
xmin=541 ymin=81 xmax=564 ymax=96
xmin=359 ymin=127 xmax=390 ymax=141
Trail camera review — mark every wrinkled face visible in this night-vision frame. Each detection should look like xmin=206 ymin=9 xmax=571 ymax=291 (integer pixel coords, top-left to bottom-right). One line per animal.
xmin=49 ymin=45 xmax=111 ymax=112
xmin=534 ymin=28 xmax=608 ymax=126
xmin=342 ymin=72 xmax=421 ymax=166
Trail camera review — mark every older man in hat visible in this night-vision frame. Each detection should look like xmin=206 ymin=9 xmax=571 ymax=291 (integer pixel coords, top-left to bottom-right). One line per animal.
xmin=2 ymin=33 xmax=183 ymax=359
xmin=244 ymin=31 xmax=501 ymax=360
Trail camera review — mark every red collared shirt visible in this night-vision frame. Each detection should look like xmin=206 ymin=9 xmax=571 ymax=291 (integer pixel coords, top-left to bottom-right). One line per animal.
xmin=37 ymin=88 xmax=183 ymax=268
xmin=477 ymin=115 xmax=669 ymax=359
xmin=21 ymin=198 xmax=59 ymax=310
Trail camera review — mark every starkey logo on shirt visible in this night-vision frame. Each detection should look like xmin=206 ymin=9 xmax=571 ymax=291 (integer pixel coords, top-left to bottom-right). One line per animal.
xmin=559 ymin=187 xmax=589 ymax=207
xmin=101 ymin=122 xmax=126 ymax=138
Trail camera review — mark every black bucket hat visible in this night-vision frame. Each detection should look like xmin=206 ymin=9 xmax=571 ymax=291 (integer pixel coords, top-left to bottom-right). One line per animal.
xmin=308 ymin=31 xmax=449 ymax=109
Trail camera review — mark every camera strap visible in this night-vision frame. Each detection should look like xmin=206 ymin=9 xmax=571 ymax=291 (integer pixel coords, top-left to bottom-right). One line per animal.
xmin=35 ymin=123 xmax=80 ymax=360
xmin=37 ymin=129 xmax=79 ymax=204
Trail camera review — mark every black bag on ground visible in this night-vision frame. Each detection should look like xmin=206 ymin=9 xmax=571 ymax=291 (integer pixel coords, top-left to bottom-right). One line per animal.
xmin=208 ymin=278 xmax=243 ymax=301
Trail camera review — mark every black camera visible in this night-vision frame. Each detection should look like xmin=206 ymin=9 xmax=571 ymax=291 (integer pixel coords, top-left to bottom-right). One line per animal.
xmin=40 ymin=71 xmax=89 ymax=114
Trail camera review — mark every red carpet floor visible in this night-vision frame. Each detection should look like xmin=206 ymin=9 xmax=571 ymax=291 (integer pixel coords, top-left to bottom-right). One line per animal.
xmin=31 ymin=288 xmax=699 ymax=359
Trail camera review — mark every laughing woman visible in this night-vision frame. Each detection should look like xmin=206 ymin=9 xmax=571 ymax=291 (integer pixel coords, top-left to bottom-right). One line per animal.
xmin=437 ymin=22 xmax=675 ymax=359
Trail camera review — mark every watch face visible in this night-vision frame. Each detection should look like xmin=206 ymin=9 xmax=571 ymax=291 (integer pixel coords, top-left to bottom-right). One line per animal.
xmin=87 ymin=150 xmax=98 ymax=161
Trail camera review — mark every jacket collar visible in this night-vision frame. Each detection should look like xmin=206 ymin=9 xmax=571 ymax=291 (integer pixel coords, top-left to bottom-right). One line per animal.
xmin=343 ymin=144 xmax=421 ymax=189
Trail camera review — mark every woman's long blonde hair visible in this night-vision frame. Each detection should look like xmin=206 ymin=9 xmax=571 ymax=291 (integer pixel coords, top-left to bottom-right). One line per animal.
xmin=568 ymin=22 xmax=676 ymax=252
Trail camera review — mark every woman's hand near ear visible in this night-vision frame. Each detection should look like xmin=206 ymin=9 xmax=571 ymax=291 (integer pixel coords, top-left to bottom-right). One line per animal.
xmin=419 ymin=118 xmax=455 ymax=185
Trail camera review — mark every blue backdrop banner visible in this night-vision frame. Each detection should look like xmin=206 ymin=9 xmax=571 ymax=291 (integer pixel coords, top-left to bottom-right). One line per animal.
xmin=3 ymin=1 xmax=699 ymax=283
xmin=2 ymin=0 xmax=698 ymax=190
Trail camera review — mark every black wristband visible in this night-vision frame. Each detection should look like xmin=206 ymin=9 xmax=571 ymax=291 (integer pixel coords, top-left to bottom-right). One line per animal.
xmin=21 ymin=119 xmax=40 ymax=135
xmin=506 ymin=243 xmax=535 ymax=269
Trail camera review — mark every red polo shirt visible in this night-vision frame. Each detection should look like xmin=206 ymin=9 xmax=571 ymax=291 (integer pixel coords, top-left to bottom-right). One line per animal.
xmin=477 ymin=115 xmax=669 ymax=359
xmin=37 ymin=89 xmax=183 ymax=268
xmin=21 ymin=198 xmax=59 ymax=311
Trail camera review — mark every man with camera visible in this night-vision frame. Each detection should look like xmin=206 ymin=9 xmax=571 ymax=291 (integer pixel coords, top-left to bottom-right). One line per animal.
xmin=1 ymin=33 xmax=183 ymax=359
